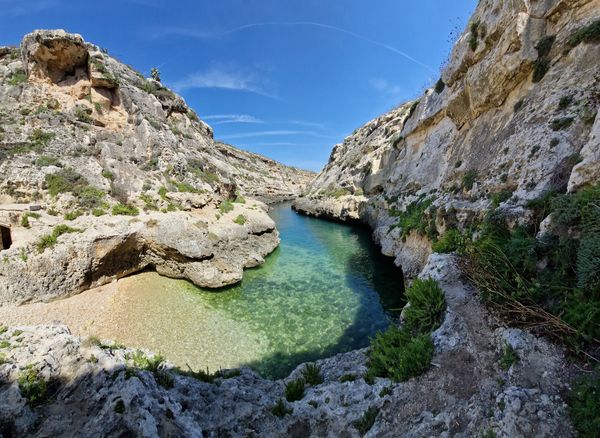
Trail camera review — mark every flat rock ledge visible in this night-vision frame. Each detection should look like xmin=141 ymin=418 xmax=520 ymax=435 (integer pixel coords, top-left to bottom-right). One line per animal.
xmin=0 ymin=254 xmax=573 ymax=437
xmin=0 ymin=200 xmax=279 ymax=305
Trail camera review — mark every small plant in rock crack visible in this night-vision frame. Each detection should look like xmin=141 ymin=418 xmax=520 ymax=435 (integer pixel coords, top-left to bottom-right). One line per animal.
xmin=301 ymin=363 xmax=323 ymax=385
xmin=499 ymin=343 xmax=519 ymax=371
xmin=18 ymin=365 xmax=48 ymax=407
xmin=271 ymin=399 xmax=293 ymax=417
xmin=353 ymin=406 xmax=379 ymax=436
xmin=284 ymin=378 xmax=305 ymax=402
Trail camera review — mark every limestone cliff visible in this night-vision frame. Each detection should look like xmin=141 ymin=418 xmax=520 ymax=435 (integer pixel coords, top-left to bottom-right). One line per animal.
xmin=294 ymin=0 xmax=600 ymax=276
xmin=0 ymin=30 xmax=313 ymax=303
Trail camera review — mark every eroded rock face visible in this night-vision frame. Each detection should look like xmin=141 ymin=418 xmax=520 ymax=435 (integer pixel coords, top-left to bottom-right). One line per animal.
xmin=0 ymin=254 xmax=573 ymax=437
xmin=0 ymin=200 xmax=278 ymax=304
xmin=0 ymin=30 xmax=314 ymax=216
xmin=294 ymin=0 xmax=600 ymax=275
xmin=21 ymin=30 xmax=89 ymax=84
xmin=0 ymin=29 xmax=313 ymax=303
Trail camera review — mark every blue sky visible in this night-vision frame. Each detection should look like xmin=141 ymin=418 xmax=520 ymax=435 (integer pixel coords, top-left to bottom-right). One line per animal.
xmin=0 ymin=0 xmax=477 ymax=171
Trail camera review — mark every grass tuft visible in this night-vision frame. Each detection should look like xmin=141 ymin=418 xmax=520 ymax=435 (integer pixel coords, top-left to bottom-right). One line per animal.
xmin=353 ymin=406 xmax=379 ymax=436
xmin=284 ymin=378 xmax=305 ymax=402
xmin=301 ymin=363 xmax=323 ymax=385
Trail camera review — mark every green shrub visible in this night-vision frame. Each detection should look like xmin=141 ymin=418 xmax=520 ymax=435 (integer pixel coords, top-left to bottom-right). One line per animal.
xmin=368 ymin=328 xmax=434 ymax=382
xmin=301 ymin=363 xmax=323 ymax=385
xmin=499 ymin=343 xmax=519 ymax=370
xmin=390 ymin=198 xmax=436 ymax=240
xmin=35 ymin=156 xmax=61 ymax=167
xmin=568 ymin=370 xmax=600 ymax=437
xmin=172 ymin=180 xmax=198 ymax=193
xmin=271 ymin=399 xmax=293 ymax=417
xmin=131 ymin=351 xmax=164 ymax=372
xmin=535 ymin=35 xmax=555 ymax=58
xmin=18 ymin=366 xmax=48 ymax=406
xmin=568 ymin=19 xmax=600 ymax=48
xmin=219 ymin=199 xmax=234 ymax=214
xmin=466 ymin=184 xmax=600 ymax=346
xmin=551 ymin=117 xmax=574 ymax=131
xmin=462 ymin=169 xmax=478 ymax=191
xmin=284 ymin=379 xmax=305 ymax=402
xmin=140 ymin=193 xmax=158 ymax=211
xmin=78 ymin=186 xmax=105 ymax=209
xmin=36 ymin=224 xmax=80 ymax=253
xmin=233 ymin=214 xmax=246 ymax=225
xmin=513 ymin=99 xmax=524 ymax=112
xmin=158 ymin=186 xmax=168 ymax=199
xmin=64 ymin=210 xmax=83 ymax=221
xmin=175 ymin=365 xmax=218 ymax=383
xmin=403 ymin=278 xmax=446 ymax=334
xmin=469 ymin=21 xmax=480 ymax=51
xmin=21 ymin=215 xmax=30 ymax=228
xmin=114 ymin=399 xmax=125 ymax=414
xmin=353 ymin=406 xmax=379 ymax=437
xmin=531 ymin=36 xmax=555 ymax=83
xmin=74 ymin=106 xmax=93 ymax=124
xmin=7 ymin=70 xmax=27 ymax=86
xmin=339 ymin=374 xmax=356 ymax=383
xmin=102 ymin=170 xmax=115 ymax=180
xmin=45 ymin=168 xmax=86 ymax=197
xmin=92 ymin=208 xmax=106 ymax=217
xmin=558 ymin=95 xmax=574 ymax=110
xmin=489 ymin=189 xmax=513 ymax=208
xmin=367 ymin=276 xmax=443 ymax=382
xmin=28 ymin=129 xmax=55 ymax=147
xmin=112 ymin=203 xmax=139 ymax=216
xmin=432 ymin=228 xmax=468 ymax=254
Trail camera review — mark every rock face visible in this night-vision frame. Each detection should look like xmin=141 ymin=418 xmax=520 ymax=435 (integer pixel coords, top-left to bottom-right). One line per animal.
xmin=0 ymin=29 xmax=314 ymax=303
xmin=0 ymin=29 xmax=313 ymax=213
xmin=0 ymin=254 xmax=573 ymax=437
xmin=294 ymin=0 xmax=600 ymax=276
xmin=0 ymin=200 xmax=279 ymax=304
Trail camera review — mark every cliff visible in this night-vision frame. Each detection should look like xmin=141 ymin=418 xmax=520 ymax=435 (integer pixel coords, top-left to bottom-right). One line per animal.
xmin=294 ymin=0 xmax=600 ymax=276
xmin=0 ymin=30 xmax=313 ymax=303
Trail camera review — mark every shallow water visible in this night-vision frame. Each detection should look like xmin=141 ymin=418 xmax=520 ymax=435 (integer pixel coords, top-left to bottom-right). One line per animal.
xmin=105 ymin=203 xmax=405 ymax=378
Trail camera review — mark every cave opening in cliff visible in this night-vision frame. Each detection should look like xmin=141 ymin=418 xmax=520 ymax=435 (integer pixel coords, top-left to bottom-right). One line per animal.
xmin=0 ymin=225 xmax=12 ymax=250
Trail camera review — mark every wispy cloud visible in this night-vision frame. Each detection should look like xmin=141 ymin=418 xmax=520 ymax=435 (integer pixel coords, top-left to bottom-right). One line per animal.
xmin=172 ymin=63 xmax=277 ymax=98
xmin=203 ymin=114 xmax=264 ymax=125
xmin=370 ymin=78 xmax=402 ymax=95
xmin=287 ymin=120 xmax=326 ymax=130
xmin=154 ymin=22 xmax=436 ymax=74
xmin=219 ymin=130 xmax=335 ymax=140
xmin=1 ymin=0 xmax=58 ymax=16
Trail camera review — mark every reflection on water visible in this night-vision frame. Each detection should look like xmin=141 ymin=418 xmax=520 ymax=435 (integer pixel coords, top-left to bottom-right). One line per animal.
xmin=104 ymin=203 xmax=405 ymax=378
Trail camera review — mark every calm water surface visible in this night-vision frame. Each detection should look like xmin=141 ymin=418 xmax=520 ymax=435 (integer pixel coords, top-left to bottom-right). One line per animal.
xmin=107 ymin=203 xmax=405 ymax=378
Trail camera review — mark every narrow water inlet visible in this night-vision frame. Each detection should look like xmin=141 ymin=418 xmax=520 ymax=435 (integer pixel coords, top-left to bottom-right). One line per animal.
xmin=91 ymin=202 xmax=406 ymax=378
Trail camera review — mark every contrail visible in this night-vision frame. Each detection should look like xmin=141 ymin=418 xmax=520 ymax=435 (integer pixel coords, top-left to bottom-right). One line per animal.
xmin=159 ymin=21 xmax=436 ymax=74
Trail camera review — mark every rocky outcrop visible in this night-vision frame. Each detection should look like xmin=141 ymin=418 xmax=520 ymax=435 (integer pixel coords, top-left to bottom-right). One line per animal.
xmin=0 ymin=30 xmax=313 ymax=213
xmin=0 ymin=200 xmax=278 ymax=305
xmin=0 ymin=30 xmax=314 ymax=304
xmin=0 ymin=254 xmax=573 ymax=436
xmin=294 ymin=0 xmax=600 ymax=275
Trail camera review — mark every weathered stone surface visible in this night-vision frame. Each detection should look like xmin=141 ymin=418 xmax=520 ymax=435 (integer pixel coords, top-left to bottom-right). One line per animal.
xmin=295 ymin=0 xmax=600 ymax=276
xmin=0 ymin=253 xmax=573 ymax=437
xmin=0 ymin=201 xmax=278 ymax=304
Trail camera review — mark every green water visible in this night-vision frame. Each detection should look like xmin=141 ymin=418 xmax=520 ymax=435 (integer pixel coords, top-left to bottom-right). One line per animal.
xmin=108 ymin=203 xmax=405 ymax=379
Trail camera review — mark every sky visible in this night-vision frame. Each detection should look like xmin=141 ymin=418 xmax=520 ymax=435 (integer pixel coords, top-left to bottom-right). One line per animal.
xmin=0 ymin=0 xmax=477 ymax=171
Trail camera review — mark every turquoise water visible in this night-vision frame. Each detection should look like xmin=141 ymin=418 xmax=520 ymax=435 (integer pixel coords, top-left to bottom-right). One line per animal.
xmin=107 ymin=203 xmax=405 ymax=379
